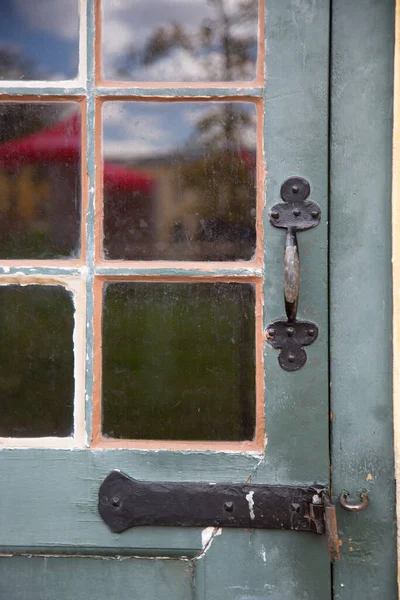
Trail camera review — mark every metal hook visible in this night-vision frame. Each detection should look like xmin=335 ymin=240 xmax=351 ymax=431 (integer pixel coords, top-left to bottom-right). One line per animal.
xmin=339 ymin=490 xmax=369 ymax=513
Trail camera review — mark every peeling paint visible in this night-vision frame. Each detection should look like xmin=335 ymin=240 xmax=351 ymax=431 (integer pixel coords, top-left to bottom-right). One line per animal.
xmin=0 ymin=552 xmax=181 ymax=562
xmin=312 ymin=494 xmax=322 ymax=505
xmin=246 ymin=490 xmax=255 ymax=520
xmin=195 ymin=527 xmax=222 ymax=560
xmin=201 ymin=527 xmax=219 ymax=549
xmin=260 ymin=545 xmax=267 ymax=563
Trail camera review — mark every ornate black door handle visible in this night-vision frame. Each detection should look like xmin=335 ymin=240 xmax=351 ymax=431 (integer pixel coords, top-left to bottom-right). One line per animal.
xmin=266 ymin=177 xmax=321 ymax=371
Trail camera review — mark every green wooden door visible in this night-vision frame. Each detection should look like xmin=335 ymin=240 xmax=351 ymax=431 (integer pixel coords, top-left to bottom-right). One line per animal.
xmin=0 ymin=1 xmax=396 ymax=599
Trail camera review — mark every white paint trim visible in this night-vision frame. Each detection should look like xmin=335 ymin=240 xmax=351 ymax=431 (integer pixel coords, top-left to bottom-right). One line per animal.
xmin=0 ymin=81 xmax=84 ymax=89
xmin=78 ymin=0 xmax=87 ymax=87
xmin=0 ymin=437 xmax=79 ymax=449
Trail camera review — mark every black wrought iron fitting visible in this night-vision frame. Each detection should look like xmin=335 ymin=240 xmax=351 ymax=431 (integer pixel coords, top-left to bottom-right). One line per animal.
xmin=266 ymin=177 xmax=321 ymax=371
xmin=98 ymin=471 xmax=340 ymax=563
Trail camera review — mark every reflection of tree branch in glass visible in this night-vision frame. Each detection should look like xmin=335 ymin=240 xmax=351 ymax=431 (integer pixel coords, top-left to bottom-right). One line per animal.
xmin=0 ymin=46 xmax=35 ymax=80
xmin=179 ymin=105 xmax=256 ymax=253
xmin=105 ymin=0 xmax=258 ymax=82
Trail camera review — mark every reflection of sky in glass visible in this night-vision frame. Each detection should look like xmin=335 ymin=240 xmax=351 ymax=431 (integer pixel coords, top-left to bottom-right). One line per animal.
xmin=103 ymin=101 xmax=256 ymax=160
xmin=101 ymin=0 xmax=258 ymax=82
xmin=0 ymin=0 xmax=79 ymax=80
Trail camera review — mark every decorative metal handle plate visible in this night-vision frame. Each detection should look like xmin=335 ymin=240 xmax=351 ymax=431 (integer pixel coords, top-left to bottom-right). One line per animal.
xmin=266 ymin=177 xmax=321 ymax=371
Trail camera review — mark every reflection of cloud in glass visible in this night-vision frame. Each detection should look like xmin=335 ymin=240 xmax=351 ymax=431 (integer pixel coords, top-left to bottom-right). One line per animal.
xmin=0 ymin=0 xmax=79 ymax=80
xmin=104 ymin=103 xmax=174 ymax=159
xmin=103 ymin=101 xmax=256 ymax=160
xmin=101 ymin=0 xmax=258 ymax=82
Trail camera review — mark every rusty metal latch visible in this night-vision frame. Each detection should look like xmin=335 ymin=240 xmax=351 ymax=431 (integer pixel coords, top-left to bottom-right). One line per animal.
xmin=98 ymin=470 xmax=340 ymax=563
xmin=266 ymin=177 xmax=321 ymax=371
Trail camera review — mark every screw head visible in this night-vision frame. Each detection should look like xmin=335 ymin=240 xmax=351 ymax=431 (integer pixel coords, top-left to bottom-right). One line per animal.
xmin=292 ymin=208 xmax=301 ymax=217
xmin=292 ymin=185 xmax=299 ymax=194
xmin=288 ymin=354 xmax=295 ymax=363
xmin=224 ymin=501 xmax=235 ymax=513
xmin=267 ymin=327 xmax=276 ymax=338
xmin=271 ymin=210 xmax=280 ymax=220
xmin=311 ymin=210 xmax=320 ymax=219
xmin=307 ymin=328 xmax=315 ymax=336
xmin=111 ymin=497 xmax=121 ymax=507
xmin=287 ymin=326 xmax=295 ymax=337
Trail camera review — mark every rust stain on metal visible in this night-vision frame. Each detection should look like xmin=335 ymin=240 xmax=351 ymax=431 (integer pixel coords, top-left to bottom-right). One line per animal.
xmin=325 ymin=503 xmax=341 ymax=563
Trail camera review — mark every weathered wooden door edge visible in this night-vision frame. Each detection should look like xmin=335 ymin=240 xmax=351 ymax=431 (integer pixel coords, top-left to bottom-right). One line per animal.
xmin=330 ymin=0 xmax=397 ymax=598
xmin=393 ymin=0 xmax=400 ymax=596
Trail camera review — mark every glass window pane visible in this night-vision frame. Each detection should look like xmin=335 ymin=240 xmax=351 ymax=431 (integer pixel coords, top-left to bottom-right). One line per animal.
xmin=0 ymin=285 xmax=74 ymax=437
xmin=101 ymin=0 xmax=258 ymax=82
xmin=103 ymin=101 xmax=257 ymax=261
xmin=0 ymin=0 xmax=79 ymax=80
xmin=102 ymin=282 xmax=256 ymax=441
xmin=0 ymin=102 xmax=81 ymax=259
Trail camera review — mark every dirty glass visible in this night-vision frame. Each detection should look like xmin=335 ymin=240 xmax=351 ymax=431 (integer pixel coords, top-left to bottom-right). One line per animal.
xmin=102 ymin=282 xmax=256 ymax=441
xmin=101 ymin=0 xmax=258 ymax=82
xmin=0 ymin=102 xmax=81 ymax=259
xmin=0 ymin=0 xmax=79 ymax=80
xmin=0 ymin=285 xmax=74 ymax=437
xmin=102 ymin=101 xmax=257 ymax=261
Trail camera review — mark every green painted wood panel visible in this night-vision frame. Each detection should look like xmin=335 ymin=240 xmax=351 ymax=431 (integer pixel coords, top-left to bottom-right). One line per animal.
xmin=261 ymin=0 xmax=330 ymax=487
xmin=0 ymin=449 xmax=255 ymax=554
xmin=194 ymin=530 xmax=330 ymax=600
xmin=0 ymin=556 xmax=193 ymax=600
xmin=330 ymin=0 xmax=397 ymax=597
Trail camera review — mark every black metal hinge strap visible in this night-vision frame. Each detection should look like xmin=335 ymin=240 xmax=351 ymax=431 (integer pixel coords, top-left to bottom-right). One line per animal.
xmin=99 ymin=470 xmax=327 ymax=535
xmin=266 ymin=177 xmax=321 ymax=371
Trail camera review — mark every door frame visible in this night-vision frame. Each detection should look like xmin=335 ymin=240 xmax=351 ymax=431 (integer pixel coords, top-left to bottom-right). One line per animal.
xmin=393 ymin=0 xmax=400 ymax=595
xmin=331 ymin=0 xmax=397 ymax=597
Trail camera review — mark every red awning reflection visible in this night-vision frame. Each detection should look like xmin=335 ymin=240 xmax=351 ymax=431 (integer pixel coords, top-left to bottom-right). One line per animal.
xmin=0 ymin=112 xmax=153 ymax=194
